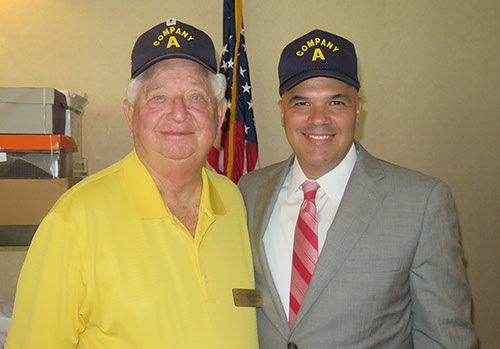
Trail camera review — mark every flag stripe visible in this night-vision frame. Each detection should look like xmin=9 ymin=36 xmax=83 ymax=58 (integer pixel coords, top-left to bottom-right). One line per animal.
xmin=207 ymin=0 xmax=258 ymax=183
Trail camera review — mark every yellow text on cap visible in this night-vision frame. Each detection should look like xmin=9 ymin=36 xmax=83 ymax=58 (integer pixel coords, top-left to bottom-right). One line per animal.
xmin=153 ymin=26 xmax=195 ymax=47
xmin=296 ymin=37 xmax=340 ymax=57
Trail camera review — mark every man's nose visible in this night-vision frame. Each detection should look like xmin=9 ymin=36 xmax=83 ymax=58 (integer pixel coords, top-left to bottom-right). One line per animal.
xmin=168 ymin=96 xmax=190 ymax=122
xmin=308 ymin=106 xmax=331 ymax=125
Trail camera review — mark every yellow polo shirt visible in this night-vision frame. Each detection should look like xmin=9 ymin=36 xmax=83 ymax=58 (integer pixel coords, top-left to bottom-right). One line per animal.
xmin=6 ymin=151 xmax=258 ymax=348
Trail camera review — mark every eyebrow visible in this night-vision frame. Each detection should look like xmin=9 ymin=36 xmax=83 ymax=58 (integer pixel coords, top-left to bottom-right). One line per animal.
xmin=330 ymin=93 xmax=348 ymax=99
xmin=288 ymin=93 xmax=347 ymax=102
xmin=288 ymin=95 xmax=308 ymax=103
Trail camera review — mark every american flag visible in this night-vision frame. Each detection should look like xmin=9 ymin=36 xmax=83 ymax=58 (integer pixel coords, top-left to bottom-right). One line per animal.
xmin=208 ymin=0 xmax=258 ymax=183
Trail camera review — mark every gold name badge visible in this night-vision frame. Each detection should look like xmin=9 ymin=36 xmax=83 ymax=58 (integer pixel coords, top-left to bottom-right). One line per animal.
xmin=232 ymin=288 xmax=263 ymax=308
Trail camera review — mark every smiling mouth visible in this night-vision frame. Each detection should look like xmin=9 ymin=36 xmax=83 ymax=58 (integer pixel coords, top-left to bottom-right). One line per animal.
xmin=304 ymin=133 xmax=333 ymax=140
xmin=160 ymin=130 xmax=194 ymax=136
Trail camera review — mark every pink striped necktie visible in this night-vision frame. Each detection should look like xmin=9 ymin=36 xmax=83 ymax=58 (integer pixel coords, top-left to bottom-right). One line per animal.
xmin=289 ymin=180 xmax=320 ymax=327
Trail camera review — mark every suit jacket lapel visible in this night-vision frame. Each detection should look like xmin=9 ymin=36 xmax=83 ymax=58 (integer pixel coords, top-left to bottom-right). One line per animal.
xmin=293 ymin=143 xmax=387 ymax=327
xmin=252 ymin=157 xmax=294 ymax=336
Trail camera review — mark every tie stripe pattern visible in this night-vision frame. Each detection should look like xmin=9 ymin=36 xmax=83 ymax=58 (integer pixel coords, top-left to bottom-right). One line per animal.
xmin=289 ymin=180 xmax=320 ymax=327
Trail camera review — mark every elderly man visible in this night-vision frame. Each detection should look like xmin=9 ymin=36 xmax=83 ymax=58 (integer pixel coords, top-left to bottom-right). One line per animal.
xmin=6 ymin=19 xmax=258 ymax=348
xmin=239 ymin=29 xmax=478 ymax=348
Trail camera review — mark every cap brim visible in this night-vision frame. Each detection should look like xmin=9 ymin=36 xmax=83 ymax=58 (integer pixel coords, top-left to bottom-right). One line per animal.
xmin=132 ymin=53 xmax=217 ymax=78
xmin=279 ymin=69 xmax=360 ymax=95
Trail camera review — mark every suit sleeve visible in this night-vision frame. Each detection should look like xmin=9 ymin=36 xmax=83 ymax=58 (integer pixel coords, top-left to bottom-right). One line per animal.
xmin=410 ymin=181 xmax=478 ymax=348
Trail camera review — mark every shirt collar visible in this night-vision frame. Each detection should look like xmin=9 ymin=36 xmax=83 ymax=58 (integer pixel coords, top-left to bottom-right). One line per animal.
xmin=201 ymin=169 xmax=226 ymax=216
xmin=288 ymin=142 xmax=358 ymax=200
xmin=124 ymin=150 xmax=225 ymax=219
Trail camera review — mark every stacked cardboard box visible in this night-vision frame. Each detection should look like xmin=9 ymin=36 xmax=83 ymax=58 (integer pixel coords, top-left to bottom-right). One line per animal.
xmin=0 ymin=87 xmax=87 ymax=178
xmin=0 ymin=177 xmax=82 ymax=246
xmin=0 ymin=134 xmax=76 ymax=178
xmin=0 ymin=87 xmax=86 ymax=246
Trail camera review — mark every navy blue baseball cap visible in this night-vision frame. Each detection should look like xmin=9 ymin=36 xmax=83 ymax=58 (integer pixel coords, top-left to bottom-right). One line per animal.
xmin=278 ymin=29 xmax=360 ymax=95
xmin=131 ymin=18 xmax=217 ymax=78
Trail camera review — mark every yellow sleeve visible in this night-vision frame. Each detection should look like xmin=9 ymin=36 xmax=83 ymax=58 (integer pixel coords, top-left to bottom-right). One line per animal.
xmin=6 ymin=209 xmax=86 ymax=348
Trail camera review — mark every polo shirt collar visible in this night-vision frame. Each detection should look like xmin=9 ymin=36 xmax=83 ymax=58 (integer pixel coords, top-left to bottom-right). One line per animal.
xmin=123 ymin=151 xmax=225 ymax=219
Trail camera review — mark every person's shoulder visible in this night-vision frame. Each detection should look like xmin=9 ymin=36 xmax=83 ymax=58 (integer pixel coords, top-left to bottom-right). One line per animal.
xmin=366 ymin=156 xmax=454 ymax=201
xmin=358 ymin=144 xmax=443 ymax=185
xmin=206 ymin=169 xmax=236 ymax=186
xmin=205 ymin=169 xmax=245 ymax=197
xmin=204 ymin=170 xmax=248 ymax=213
xmin=357 ymin=152 xmax=456 ymax=207
xmin=74 ymin=159 xmax=125 ymax=190
xmin=377 ymin=157 xmax=442 ymax=184
xmin=51 ymin=157 xmax=127 ymax=209
xmin=239 ymin=159 xmax=290 ymax=187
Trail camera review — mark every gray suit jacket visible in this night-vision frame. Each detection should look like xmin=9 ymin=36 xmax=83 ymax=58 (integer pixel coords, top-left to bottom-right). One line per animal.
xmin=238 ymin=142 xmax=478 ymax=349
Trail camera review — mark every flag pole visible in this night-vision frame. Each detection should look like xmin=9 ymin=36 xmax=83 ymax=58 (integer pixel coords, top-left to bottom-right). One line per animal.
xmin=226 ymin=0 xmax=242 ymax=180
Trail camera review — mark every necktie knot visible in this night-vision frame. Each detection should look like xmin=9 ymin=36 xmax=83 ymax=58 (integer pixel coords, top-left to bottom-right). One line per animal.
xmin=302 ymin=180 xmax=319 ymax=202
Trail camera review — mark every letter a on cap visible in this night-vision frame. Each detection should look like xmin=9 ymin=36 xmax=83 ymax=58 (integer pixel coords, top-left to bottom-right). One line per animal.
xmin=311 ymin=48 xmax=325 ymax=61
xmin=166 ymin=36 xmax=180 ymax=48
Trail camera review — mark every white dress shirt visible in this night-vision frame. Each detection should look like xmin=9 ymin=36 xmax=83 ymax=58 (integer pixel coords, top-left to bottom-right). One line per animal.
xmin=262 ymin=143 xmax=358 ymax=318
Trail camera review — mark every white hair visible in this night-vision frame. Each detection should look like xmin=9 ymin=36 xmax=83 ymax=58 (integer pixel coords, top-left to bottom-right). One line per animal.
xmin=126 ymin=64 xmax=227 ymax=104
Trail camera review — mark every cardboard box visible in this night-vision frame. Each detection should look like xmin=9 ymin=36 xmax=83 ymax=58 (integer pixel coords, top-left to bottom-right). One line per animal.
xmin=0 ymin=135 xmax=77 ymax=178
xmin=0 ymin=150 xmax=74 ymax=178
xmin=0 ymin=87 xmax=67 ymax=134
xmin=62 ymin=91 xmax=88 ymax=156
xmin=0 ymin=178 xmax=81 ymax=225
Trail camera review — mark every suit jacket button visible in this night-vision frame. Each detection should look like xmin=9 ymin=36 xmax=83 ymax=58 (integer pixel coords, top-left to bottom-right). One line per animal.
xmin=287 ymin=342 xmax=298 ymax=349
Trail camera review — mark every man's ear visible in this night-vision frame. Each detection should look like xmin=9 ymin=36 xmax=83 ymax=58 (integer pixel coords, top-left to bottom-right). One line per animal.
xmin=278 ymin=99 xmax=285 ymax=127
xmin=355 ymin=95 xmax=363 ymax=127
xmin=123 ymin=98 xmax=134 ymax=130
xmin=217 ymin=98 xmax=228 ymax=128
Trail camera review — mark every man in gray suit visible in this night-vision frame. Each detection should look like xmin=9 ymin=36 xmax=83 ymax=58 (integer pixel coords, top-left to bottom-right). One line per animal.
xmin=238 ymin=29 xmax=478 ymax=348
